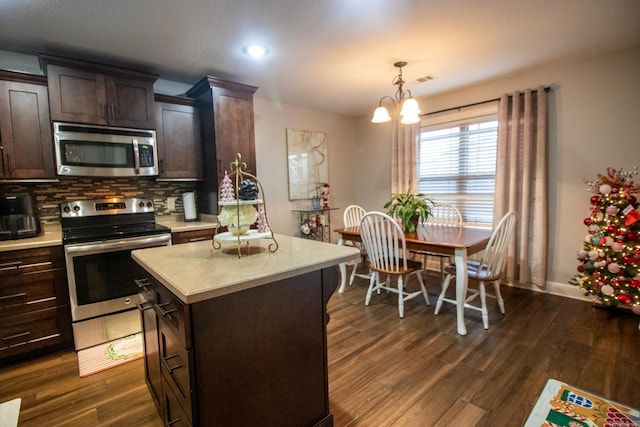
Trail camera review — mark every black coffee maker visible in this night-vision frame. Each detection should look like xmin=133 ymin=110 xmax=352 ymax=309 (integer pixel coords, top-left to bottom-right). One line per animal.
xmin=0 ymin=194 xmax=41 ymax=240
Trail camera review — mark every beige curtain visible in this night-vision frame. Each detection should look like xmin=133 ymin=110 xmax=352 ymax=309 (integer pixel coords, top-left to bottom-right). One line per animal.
xmin=494 ymin=86 xmax=548 ymax=288
xmin=391 ymin=120 xmax=420 ymax=194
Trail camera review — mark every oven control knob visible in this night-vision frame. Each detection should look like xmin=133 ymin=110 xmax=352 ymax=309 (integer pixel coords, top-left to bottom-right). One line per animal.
xmin=73 ymin=205 xmax=80 ymax=212
xmin=63 ymin=205 xmax=71 ymax=213
xmin=139 ymin=201 xmax=145 ymax=208
xmin=146 ymin=201 xmax=153 ymax=208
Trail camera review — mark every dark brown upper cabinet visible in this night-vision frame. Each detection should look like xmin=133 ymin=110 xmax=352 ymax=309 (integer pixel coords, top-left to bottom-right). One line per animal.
xmin=187 ymin=76 xmax=257 ymax=183
xmin=155 ymin=94 xmax=203 ymax=180
xmin=187 ymin=76 xmax=257 ymax=215
xmin=40 ymin=54 xmax=157 ymax=129
xmin=0 ymin=71 xmax=56 ymax=180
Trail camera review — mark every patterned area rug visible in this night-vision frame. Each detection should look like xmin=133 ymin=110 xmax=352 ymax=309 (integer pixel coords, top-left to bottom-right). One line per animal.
xmin=525 ymin=379 xmax=640 ymax=427
xmin=77 ymin=333 xmax=143 ymax=377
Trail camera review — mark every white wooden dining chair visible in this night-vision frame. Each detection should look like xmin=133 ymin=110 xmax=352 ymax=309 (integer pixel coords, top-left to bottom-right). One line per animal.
xmin=342 ymin=205 xmax=371 ymax=290
xmin=434 ymin=211 xmax=517 ymax=329
xmin=359 ymin=212 xmax=430 ymax=318
xmin=410 ymin=203 xmax=463 ymax=278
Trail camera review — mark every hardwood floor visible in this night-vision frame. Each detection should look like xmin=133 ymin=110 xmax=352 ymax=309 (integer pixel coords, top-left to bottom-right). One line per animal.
xmin=1 ymin=268 xmax=639 ymax=426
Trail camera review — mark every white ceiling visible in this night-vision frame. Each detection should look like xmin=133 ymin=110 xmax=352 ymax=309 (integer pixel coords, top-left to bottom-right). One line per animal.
xmin=1 ymin=0 xmax=639 ymax=117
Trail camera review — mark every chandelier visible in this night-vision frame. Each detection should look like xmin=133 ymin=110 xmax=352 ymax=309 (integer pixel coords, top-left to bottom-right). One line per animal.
xmin=371 ymin=61 xmax=421 ymax=124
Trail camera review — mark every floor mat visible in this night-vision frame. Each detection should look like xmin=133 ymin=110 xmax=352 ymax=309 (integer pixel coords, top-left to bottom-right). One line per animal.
xmin=524 ymin=378 xmax=639 ymax=427
xmin=77 ymin=333 xmax=143 ymax=377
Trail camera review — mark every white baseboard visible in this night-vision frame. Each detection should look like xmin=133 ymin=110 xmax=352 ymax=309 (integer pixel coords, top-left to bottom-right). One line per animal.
xmin=506 ymin=279 xmax=593 ymax=302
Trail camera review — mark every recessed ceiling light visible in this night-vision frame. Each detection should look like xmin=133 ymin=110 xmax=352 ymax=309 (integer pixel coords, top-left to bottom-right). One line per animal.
xmin=243 ymin=44 xmax=269 ymax=58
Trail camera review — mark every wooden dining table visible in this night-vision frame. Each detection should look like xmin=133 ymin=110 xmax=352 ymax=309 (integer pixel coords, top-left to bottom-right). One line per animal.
xmin=334 ymin=223 xmax=493 ymax=336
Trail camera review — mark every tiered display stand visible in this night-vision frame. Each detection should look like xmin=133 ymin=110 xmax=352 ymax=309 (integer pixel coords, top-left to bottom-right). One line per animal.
xmin=212 ymin=153 xmax=278 ymax=257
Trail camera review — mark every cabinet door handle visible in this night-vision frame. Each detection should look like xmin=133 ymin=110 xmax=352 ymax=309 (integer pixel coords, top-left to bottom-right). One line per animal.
xmin=0 ymin=292 xmax=27 ymax=302
xmin=167 ymin=417 xmax=182 ymax=426
xmin=110 ymin=103 xmax=116 ymax=120
xmin=0 ymin=261 xmax=22 ymax=271
xmin=134 ymin=278 xmax=151 ymax=289
xmin=5 ymin=153 xmax=12 ymax=175
xmin=3 ymin=331 xmax=30 ymax=341
xmin=189 ymin=237 xmax=207 ymax=242
xmin=154 ymin=302 xmax=176 ymax=316
xmin=136 ymin=302 xmax=153 ymax=311
xmin=101 ymin=103 xmax=108 ymax=119
xmin=161 ymin=354 xmax=183 ymax=373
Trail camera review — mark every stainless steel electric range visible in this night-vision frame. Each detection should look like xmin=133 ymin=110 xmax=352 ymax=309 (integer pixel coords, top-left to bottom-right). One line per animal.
xmin=61 ymin=197 xmax=171 ymax=350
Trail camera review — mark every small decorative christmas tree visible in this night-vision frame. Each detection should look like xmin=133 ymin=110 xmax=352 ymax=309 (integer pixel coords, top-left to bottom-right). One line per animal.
xmin=220 ymin=171 xmax=235 ymax=201
xmin=256 ymin=203 xmax=269 ymax=233
xmin=571 ymin=167 xmax=640 ymax=315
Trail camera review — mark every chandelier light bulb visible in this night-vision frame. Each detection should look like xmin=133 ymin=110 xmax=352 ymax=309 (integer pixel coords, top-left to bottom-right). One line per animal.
xmin=400 ymin=112 xmax=421 ymax=124
xmin=371 ymin=106 xmax=392 ymax=123
xmin=400 ymin=98 xmax=421 ymax=117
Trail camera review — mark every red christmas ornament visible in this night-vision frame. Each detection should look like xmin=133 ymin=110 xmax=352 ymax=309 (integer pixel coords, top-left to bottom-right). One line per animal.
xmin=629 ymin=195 xmax=637 ymax=205
xmin=590 ymin=195 xmax=601 ymax=205
xmin=625 ymin=232 xmax=638 ymax=242
xmin=630 ymin=279 xmax=640 ymax=288
xmin=617 ymin=294 xmax=632 ymax=304
xmin=584 ymin=217 xmax=592 ymax=226
xmin=607 ymin=225 xmax=619 ymax=234
xmin=577 ymin=265 xmax=584 ymax=273
xmin=623 ymin=255 xmax=633 ymax=264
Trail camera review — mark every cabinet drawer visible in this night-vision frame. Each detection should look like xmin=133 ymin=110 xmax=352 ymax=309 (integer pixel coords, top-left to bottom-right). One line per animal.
xmin=171 ymin=228 xmax=215 ymax=245
xmin=162 ymin=376 xmax=193 ymax=427
xmin=0 ymin=246 xmax=65 ymax=277
xmin=1 ymin=269 xmax=66 ymax=316
xmin=136 ymin=266 xmax=191 ymax=348
xmin=154 ymin=283 xmax=191 ymax=349
xmin=0 ymin=305 xmax=71 ymax=358
xmin=159 ymin=319 xmax=195 ymax=423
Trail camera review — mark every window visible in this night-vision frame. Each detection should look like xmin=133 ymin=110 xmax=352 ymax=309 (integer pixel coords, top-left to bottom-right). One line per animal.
xmin=418 ymin=103 xmax=498 ymax=226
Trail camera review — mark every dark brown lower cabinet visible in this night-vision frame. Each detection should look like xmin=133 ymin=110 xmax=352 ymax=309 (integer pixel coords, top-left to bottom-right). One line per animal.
xmin=136 ymin=265 xmax=337 ymax=427
xmin=0 ymin=246 xmax=73 ymax=364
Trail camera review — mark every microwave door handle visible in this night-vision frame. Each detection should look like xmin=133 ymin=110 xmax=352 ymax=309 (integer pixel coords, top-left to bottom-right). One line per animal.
xmin=132 ymin=138 xmax=140 ymax=175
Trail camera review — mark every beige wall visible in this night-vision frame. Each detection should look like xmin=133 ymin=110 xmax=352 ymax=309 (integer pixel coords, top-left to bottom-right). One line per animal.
xmin=355 ymin=46 xmax=640 ymax=297
xmin=253 ymin=99 xmax=358 ymax=239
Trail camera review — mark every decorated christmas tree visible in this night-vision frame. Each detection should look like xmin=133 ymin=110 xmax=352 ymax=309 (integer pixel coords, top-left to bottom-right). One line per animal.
xmin=571 ymin=167 xmax=640 ymax=315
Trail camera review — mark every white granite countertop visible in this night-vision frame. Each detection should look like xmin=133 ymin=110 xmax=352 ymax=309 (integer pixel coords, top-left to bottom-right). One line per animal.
xmin=155 ymin=214 xmax=218 ymax=232
xmin=132 ymin=234 xmax=359 ymax=304
xmin=0 ymin=223 xmax=62 ymax=252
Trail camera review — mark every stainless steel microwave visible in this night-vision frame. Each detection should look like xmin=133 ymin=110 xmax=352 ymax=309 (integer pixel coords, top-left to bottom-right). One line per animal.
xmin=53 ymin=122 xmax=158 ymax=177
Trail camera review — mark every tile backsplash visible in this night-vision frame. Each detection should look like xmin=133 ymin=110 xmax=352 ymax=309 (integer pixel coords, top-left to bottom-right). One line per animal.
xmin=1 ymin=177 xmax=197 ymax=223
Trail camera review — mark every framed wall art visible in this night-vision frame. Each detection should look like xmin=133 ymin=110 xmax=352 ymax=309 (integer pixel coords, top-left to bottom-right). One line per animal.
xmin=286 ymin=128 xmax=328 ymax=200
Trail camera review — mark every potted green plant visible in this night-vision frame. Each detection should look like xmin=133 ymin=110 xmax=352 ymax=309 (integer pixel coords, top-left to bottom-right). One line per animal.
xmin=383 ymin=190 xmax=433 ymax=233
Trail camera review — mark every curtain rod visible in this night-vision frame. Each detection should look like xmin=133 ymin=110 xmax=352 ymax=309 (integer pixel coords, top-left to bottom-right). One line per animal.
xmin=422 ymin=86 xmax=551 ymax=117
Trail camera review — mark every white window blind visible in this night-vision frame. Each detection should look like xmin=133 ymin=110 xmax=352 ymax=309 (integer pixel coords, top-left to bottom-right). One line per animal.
xmin=418 ymin=103 xmax=498 ymax=226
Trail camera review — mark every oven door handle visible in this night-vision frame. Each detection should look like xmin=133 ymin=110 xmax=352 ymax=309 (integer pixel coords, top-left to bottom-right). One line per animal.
xmin=65 ymin=234 xmax=172 ymax=254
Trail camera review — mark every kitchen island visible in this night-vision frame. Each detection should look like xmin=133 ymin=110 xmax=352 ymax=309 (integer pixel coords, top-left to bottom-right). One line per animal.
xmin=132 ymin=234 xmax=359 ymax=427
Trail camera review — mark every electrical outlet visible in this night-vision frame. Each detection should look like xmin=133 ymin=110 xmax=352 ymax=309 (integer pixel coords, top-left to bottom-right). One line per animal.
xmin=167 ymin=197 xmax=177 ymax=211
